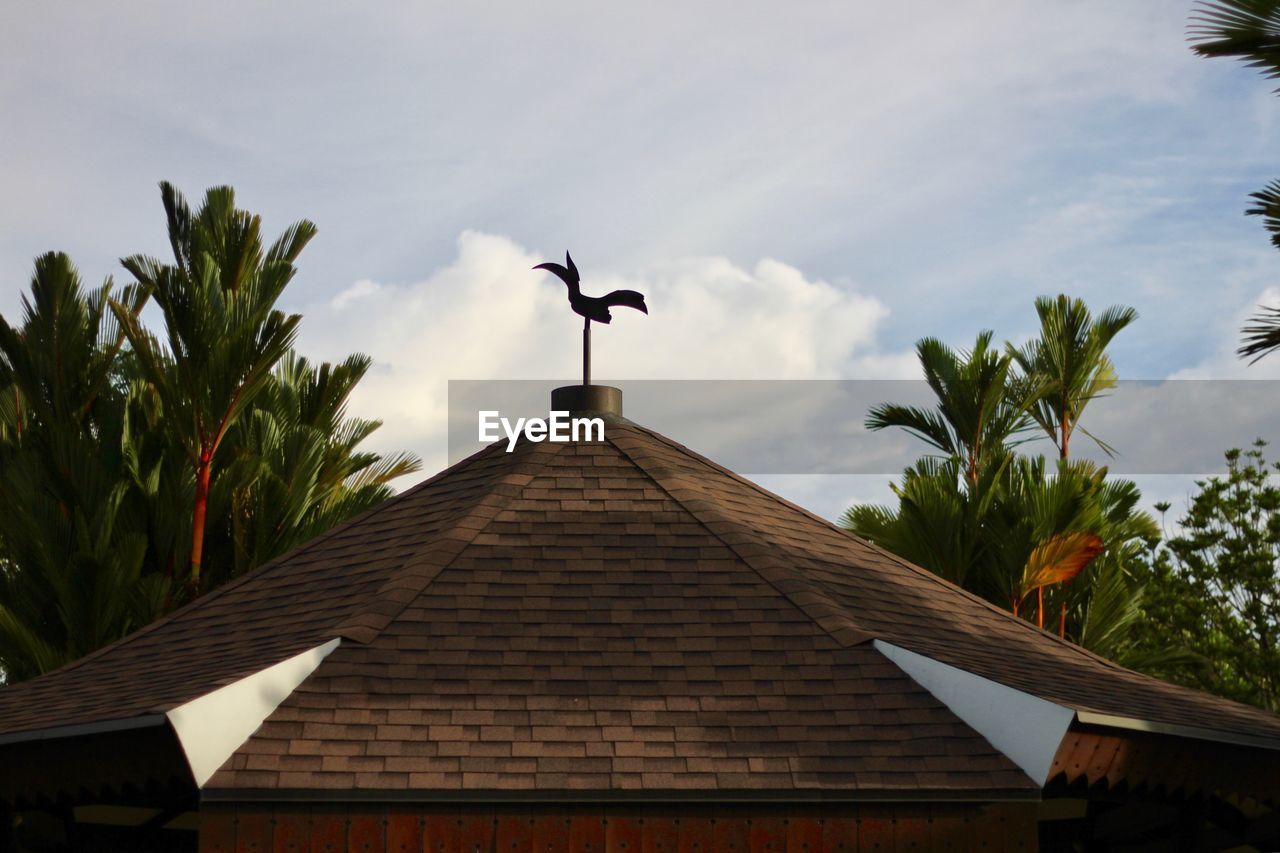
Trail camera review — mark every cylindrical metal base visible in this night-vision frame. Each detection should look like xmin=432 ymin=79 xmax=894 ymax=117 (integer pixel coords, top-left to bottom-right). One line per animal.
xmin=551 ymin=385 xmax=623 ymax=417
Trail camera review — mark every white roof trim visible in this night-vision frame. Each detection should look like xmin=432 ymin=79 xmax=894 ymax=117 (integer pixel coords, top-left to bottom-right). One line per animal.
xmin=166 ymin=638 xmax=340 ymax=787
xmin=873 ymin=640 xmax=1074 ymax=785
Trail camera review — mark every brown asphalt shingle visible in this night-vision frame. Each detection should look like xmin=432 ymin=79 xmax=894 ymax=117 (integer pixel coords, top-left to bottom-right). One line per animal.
xmin=2 ymin=415 xmax=1278 ymax=797
xmin=208 ymin=436 xmax=1028 ymax=794
xmin=0 ymin=439 xmax=558 ymax=735
xmin=609 ymin=425 xmax=1280 ymax=743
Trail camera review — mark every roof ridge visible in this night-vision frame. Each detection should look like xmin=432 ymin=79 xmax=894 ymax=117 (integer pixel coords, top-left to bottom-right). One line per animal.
xmin=620 ymin=422 xmax=1147 ymax=675
xmin=43 ymin=440 xmax=514 ymax=682
xmin=332 ymin=439 xmax=567 ymax=645
xmin=606 ymin=427 xmax=873 ymax=648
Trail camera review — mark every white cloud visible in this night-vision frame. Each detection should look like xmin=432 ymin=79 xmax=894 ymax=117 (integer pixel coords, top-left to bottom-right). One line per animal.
xmin=0 ymin=1 xmax=1236 ymax=332
xmin=5 ymin=0 xmax=1279 ymax=510
xmin=298 ymin=231 xmax=911 ymax=472
xmin=1170 ymin=286 xmax=1280 ymax=379
xmin=329 ymin=280 xmax=383 ymax=311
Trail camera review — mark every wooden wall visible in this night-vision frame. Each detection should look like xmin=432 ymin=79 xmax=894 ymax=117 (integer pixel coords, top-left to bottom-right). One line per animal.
xmin=199 ymin=802 xmax=1037 ymax=853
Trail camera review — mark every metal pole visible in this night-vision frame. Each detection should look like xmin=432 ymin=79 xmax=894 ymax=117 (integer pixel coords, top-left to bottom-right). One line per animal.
xmin=583 ymin=318 xmax=591 ymax=386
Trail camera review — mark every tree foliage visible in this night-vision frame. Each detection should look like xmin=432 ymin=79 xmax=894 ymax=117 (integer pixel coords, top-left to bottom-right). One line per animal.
xmin=0 ymin=184 xmax=420 ymax=681
xmin=0 ymin=255 xmax=160 ymax=680
xmin=1191 ymin=1 xmax=1280 ymax=82
xmin=1007 ymin=295 xmax=1136 ymax=459
xmin=845 ymin=296 xmax=1160 ymax=664
xmin=114 ymin=183 xmax=308 ymax=594
xmin=1136 ymin=441 xmax=1280 ymax=711
xmin=867 ymin=331 xmax=1032 ymax=487
xmin=1191 ymin=1 xmax=1280 ymax=360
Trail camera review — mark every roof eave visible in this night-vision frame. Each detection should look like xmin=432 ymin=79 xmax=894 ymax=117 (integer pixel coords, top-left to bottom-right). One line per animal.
xmin=0 ymin=713 xmax=167 ymax=746
xmin=1073 ymin=710 xmax=1280 ymax=752
xmin=201 ymin=787 xmax=1044 ymax=804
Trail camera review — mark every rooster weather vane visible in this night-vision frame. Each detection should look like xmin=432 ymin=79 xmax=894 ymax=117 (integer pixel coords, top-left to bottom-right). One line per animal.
xmin=534 ymin=251 xmax=647 ymax=386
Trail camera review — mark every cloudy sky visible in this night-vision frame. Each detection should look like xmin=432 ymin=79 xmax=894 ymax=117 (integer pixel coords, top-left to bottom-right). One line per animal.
xmin=3 ymin=1 xmax=1278 ymax=518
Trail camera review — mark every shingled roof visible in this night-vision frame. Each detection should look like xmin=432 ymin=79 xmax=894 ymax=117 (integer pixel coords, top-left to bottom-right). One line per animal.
xmin=3 ymin=408 xmax=1279 ymax=804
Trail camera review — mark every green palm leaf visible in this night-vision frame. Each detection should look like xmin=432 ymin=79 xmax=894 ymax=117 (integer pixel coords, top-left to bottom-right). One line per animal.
xmin=1190 ymin=0 xmax=1280 ymax=82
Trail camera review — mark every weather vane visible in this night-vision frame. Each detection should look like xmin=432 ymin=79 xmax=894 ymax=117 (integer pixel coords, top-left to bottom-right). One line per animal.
xmin=534 ymin=251 xmax=647 ymax=386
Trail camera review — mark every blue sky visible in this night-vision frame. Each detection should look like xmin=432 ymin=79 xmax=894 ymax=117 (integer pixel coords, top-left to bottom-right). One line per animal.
xmin=3 ymin=1 xmax=1279 ymax=517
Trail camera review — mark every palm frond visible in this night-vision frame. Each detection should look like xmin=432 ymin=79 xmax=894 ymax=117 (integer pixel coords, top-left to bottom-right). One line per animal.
xmin=1239 ymin=304 xmax=1280 ymax=361
xmin=1190 ymin=0 xmax=1280 ymax=82
xmin=866 ymin=403 xmax=956 ymax=455
xmin=1246 ymin=179 xmax=1280 ymax=248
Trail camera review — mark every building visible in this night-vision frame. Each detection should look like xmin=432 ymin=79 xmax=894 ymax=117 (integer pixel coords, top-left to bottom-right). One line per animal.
xmin=1 ymin=387 xmax=1278 ymax=851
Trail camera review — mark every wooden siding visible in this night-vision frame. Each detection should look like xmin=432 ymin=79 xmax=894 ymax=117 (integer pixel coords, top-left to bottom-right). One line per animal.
xmin=198 ymin=803 xmax=1037 ymax=853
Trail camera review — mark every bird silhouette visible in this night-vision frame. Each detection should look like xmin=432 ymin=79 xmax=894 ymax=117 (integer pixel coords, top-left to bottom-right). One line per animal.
xmin=534 ymin=252 xmax=647 ymax=323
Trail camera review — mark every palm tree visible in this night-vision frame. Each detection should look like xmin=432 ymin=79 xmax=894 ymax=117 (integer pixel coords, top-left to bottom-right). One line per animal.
xmin=1072 ymin=478 xmax=1163 ymax=663
xmin=1006 ymin=295 xmax=1135 ymax=630
xmin=1237 ymin=178 xmax=1280 ymax=359
xmin=1190 ymin=1 xmax=1280 ymax=78
xmin=843 ymin=458 xmax=994 ymax=592
xmin=1190 ymin=1 xmax=1280 ymax=359
xmin=845 ymin=454 xmax=1155 ymax=643
xmin=0 ymin=188 xmax=421 ymax=682
xmin=986 ymin=458 xmax=1111 ymax=631
xmin=113 ymin=183 xmax=310 ymax=598
xmin=1007 ymin=295 xmax=1136 ymax=459
xmin=204 ymin=353 xmax=420 ymax=585
xmin=0 ymin=253 xmax=143 ymax=436
xmin=848 ymin=304 xmax=1154 ymax=645
xmin=0 ymin=254 xmax=162 ymax=680
xmin=855 ymin=331 xmax=1041 ymax=600
xmin=867 ymin=331 xmax=1037 ymax=487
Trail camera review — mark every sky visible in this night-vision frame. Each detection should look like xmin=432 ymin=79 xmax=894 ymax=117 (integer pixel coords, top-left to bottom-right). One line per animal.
xmin=3 ymin=1 xmax=1280 ymax=520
